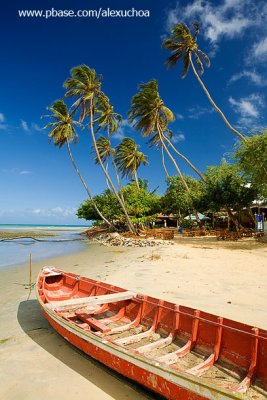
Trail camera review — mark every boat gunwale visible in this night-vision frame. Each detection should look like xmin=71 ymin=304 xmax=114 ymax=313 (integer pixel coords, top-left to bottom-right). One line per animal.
xmin=35 ymin=269 xmax=253 ymax=400
xmin=41 ymin=269 xmax=267 ymax=341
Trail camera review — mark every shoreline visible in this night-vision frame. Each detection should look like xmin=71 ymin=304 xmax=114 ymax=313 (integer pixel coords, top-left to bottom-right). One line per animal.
xmin=0 ymin=229 xmax=90 ymax=270
xmin=1 ymin=239 xmax=267 ymax=399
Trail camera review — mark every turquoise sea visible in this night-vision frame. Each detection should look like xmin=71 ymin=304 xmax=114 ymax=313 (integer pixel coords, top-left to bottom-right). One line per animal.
xmin=0 ymin=224 xmax=91 ymax=269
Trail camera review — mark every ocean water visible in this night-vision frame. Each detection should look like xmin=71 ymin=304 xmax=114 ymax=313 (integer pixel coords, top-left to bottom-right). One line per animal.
xmin=0 ymin=224 xmax=90 ymax=231
xmin=0 ymin=224 xmax=91 ymax=269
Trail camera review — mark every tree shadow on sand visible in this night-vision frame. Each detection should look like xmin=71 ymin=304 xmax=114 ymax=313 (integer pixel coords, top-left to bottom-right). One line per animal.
xmin=17 ymin=299 xmax=164 ymax=400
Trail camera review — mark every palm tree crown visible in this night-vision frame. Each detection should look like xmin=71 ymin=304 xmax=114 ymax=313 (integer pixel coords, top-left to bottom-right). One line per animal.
xmin=94 ymin=136 xmax=115 ymax=164
xmin=94 ymin=95 xmax=122 ymax=135
xmin=163 ymin=22 xmax=210 ymax=78
xmin=115 ymin=138 xmax=148 ymax=184
xmin=45 ymin=100 xmax=81 ymax=147
xmin=128 ymin=80 xmax=174 ymax=143
xmin=64 ymin=65 xmax=103 ymax=121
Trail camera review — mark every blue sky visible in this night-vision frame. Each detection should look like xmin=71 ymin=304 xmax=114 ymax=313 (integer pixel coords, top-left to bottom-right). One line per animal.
xmin=1 ymin=0 xmax=267 ymax=224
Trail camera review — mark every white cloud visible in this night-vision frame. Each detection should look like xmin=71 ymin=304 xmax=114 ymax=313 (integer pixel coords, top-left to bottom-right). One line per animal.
xmin=20 ymin=120 xmax=30 ymax=132
xmin=251 ymin=36 xmax=267 ymax=61
xmin=188 ymin=105 xmax=214 ymax=119
xmin=228 ymin=70 xmax=265 ymax=86
xmin=31 ymin=123 xmax=43 ymax=132
xmin=31 ymin=207 xmax=77 ymax=218
xmin=1 ymin=168 xmax=31 ymax=175
xmin=19 ymin=120 xmax=43 ymax=133
xmin=0 ymin=207 xmax=79 ymax=223
xmin=229 ymin=93 xmax=265 ymax=128
xmin=175 ymin=113 xmax=184 ymax=120
xmin=166 ymin=0 xmax=258 ymax=44
xmin=0 ymin=113 xmax=8 ymax=130
xmin=229 ymin=94 xmax=264 ymax=117
xmin=172 ymin=133 xmax=185 ymax=143
xmin=112 ymin=119 xmax=133 ymax=140
xmin=19 ymin=170 xmax=31 ymax=175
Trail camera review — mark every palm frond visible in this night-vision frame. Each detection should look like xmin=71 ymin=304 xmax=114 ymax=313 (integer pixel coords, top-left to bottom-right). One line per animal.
xmin=192 ymin=21 xmax=200 ymax=39
xmin=182 ymin=53 xmax=190 ymax=78
xmin=165 ymin=51 xmax=184 ymax=69
xmin=162 ymin=106 xmax=175 ymax=123
xmin=197 ymin=49 xmax=211 ymax=68
xmin=194 ymin=52 xmax=204 ymax=75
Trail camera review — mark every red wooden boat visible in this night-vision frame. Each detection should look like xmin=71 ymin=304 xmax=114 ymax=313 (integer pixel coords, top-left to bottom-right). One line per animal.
xmin=36 ymin=267 xmax=267 ymax=400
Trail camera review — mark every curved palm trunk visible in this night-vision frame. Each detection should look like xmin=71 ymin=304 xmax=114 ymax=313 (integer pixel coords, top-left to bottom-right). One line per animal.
xmin=105 ymin=161 xmax=111 ymax=190
xmin=112 ymin=157 xmax=122 ymax=190
xmin=111 ymin=156 xmax=127 ymax=206
xmin=161 ymin=146 xmax=170 ymax=177
xmin=106 ymin=129 xmax=126 ymax=204
xmin=134 ymin=171 xmax=140 ymax=189
xmin=66 ymin=140 xmax=114 ymax=229
xmin=89 ymin=101 xmax=136 ymax=234
xmin=157 ymin=125 xmax=201 ymax=226
xmin=157 ymin=123 xmax=189 ymax=191
xmin=189 ymin=53 xmax=247 ymax=142
xmin=163 ymin=134 xmax=206 ymax=182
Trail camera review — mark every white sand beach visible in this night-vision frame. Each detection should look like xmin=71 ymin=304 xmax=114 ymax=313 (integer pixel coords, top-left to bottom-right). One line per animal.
xmin=0 ymin=238 xmax=266 ymax=399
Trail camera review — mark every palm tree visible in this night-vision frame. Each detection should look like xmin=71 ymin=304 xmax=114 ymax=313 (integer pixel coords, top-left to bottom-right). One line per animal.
xmin=64 ymin=65 xmax=136 ymax=234
xmin=94 ymin=95 xmax=122 ymax=135
xmin=44 ymin=100 xmax=113 ymax=228
xmin=64 ymin=65 xmax=102 ymax=122
xmin=94 ymin=136 xmax=114 ymax=164
xmin=115 ymin=138 xmax=148 ymax=189
xmin=128 ymin=80 xmax=202 ymax=224
xmin=94 ymin=136 xmax=114 ymax=189
xmin=163 ymin=22 xmax=246 ymax=142
xmin=128 ymin=80 xmax=189 ymax=189
xmin=94 ymin=96 xmax=124 ymax=192
xmin=129 ymin=80 xmax=204 ymax=183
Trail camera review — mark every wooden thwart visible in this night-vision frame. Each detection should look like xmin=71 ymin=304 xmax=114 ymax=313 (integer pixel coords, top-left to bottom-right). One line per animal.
xmin=136 ymin=334 xmax=173 ymax=354
xmin=47 ymin=291 xmax=136 ymax=311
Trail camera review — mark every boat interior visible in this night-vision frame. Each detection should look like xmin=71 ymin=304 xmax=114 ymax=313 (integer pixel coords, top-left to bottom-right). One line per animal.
xmin=38 ymin=269 xmax=267 ymax=399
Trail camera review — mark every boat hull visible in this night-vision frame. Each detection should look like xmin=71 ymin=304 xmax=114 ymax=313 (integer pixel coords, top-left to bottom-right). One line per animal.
xmin=36 ymin=268 xmax=267 ymax=400
xmin=41 ymin=305 xmax=246 ymax=400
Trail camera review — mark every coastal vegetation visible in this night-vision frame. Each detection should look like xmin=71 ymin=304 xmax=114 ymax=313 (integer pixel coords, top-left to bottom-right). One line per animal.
xmin=77 ymin=180 xmax=160 ymax=227
xmin=234 ymin=130 xmax=267 ymax=196
xmin=44 ymin=21 xmax=267 ymax=233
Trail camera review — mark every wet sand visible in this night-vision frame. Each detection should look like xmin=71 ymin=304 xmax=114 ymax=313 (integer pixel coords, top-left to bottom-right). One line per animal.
xmin=0 ymin=238 xmax=266 ymax=399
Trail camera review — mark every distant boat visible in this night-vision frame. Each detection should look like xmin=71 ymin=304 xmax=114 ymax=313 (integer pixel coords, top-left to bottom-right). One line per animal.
xmin=37 ymin=267 xmax=267 ymax=400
